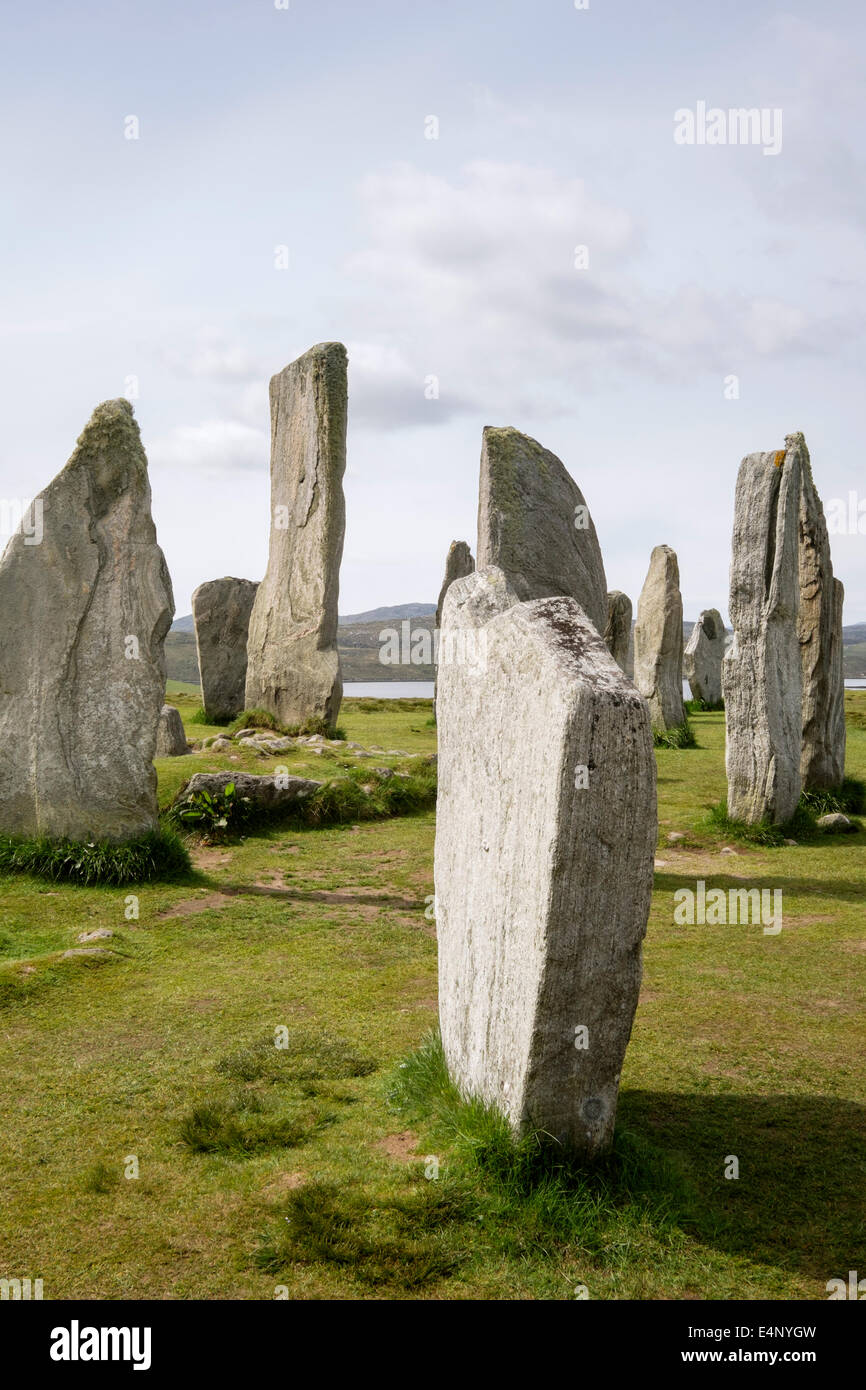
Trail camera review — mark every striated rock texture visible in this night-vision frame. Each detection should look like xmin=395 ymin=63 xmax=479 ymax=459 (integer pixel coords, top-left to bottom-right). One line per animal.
xmin=477 ymin=426 xmax=607 ymax=635
xmin=434 ymin=566 xmax=657 ymax=1158
xmin=175 ymin=770 xmax=320 ymax=814
xmin=245 ymin=342 xmax=347 ymax=730
xmin=193 ymin=577 xmax=259 ymax=722
xmin=634 ymin=545 xmax=685 ymax=730
xmin=796 ymin=433 xmax=845 ymax=789
xmin=684 ymin=608 xmax=726 ymax=706
xmin=0 ymin=399 xmax=173 ymax=840
xmin=723 ymin=442 xmax=802 ymax=825
xmin=604 ymin=590 xmax=632 ymax=674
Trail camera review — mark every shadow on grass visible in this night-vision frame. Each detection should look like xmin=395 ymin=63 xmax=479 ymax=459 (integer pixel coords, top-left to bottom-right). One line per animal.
xmin=619 ymin=1089 xmax=866 ymax=1281
xmin=653 ymin=869 xmax=865 ymax=904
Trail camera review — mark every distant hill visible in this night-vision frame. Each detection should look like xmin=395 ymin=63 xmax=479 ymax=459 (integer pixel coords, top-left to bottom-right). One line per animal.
xmin=165 ymin=609 xmax=866 ymax=686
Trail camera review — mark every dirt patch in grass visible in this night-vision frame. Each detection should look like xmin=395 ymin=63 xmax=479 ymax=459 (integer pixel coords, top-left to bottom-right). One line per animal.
xmin=158 ymin=893 xmax=233 ymax=919
xmin=376 ymin=1131 xmax=421 ymax=1162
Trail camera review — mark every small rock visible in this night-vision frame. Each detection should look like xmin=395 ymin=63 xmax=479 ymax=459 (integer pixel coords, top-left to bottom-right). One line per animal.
xmin=720 ymin=846 xmax=738 ymax=855
xmin=653 ymin=858 xmax=669 ymax=868
xmin=347 ymin=742 xmax=364 ymax=750
xmin=784 ymin=838 xmax=798 ymax=846
xmin=76 ymin=929 xmax=113 ymax=943
xmin=817 ymin=813 xmax=857 ymax=834
xmin=235 ymin=728 xmax=259 ymax=741
xmin=373 ymin=767 xmax=395 ymax=778
xmin=667 ymin=832 xmax=686 ymax=843
xmin=155 ymin=704 xmax=189 ymax=757
xmin=62 ymin=948 xmax=114 ymax=960
xmin=211 ymin=737 xmax=233 ymax=752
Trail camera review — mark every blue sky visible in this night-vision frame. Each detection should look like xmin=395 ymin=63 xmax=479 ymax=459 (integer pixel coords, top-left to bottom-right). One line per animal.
xmin=1 ymin=0 xmax=864 ymax=620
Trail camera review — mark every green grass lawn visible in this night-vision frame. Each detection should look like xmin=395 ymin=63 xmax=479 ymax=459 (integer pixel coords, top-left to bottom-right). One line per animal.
xmin=0 ymin=694 xmax=863 ymax=1300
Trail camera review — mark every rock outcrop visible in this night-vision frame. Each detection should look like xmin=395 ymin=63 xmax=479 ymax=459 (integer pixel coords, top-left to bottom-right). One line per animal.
xmin=796 ymin=433 xmax=845 ymax=789
xmin=245 ymin=342 xmax=347 ymax=730
xmin=0 ymin=400 xmax=173 ymax=841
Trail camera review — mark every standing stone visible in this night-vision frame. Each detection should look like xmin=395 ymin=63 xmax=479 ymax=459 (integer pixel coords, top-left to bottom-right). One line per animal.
xmin=684 ymin=609 xmax=726 ymax=707
xmin=192 ymin=577 xmax=259 ymax=721
xmin=156 ymin=704 xmax=189 ymax=757
xmin=634 ymin=546 xmax=685 ymax=730
xmin=604 ymin=590 xmax=632 ymax=674
xmin=723 ymin=442 xmax=802 ymax=825
xmin=435 ymin=566 xmax=657 ymax=1158
xmin=245 ymin=343 xmax=347 ymax=730
xmin=0 ymin=400 xmax=173 ymax=841
xmin=435 ymin=541 xmax=475 ymax=628
xmin=796 ymin=433 xmax=845 ymax=789
xmin=477 ymin=427 xmax=607 ymax=635
xmin=433 ymin=541 xmax=475 ymax=718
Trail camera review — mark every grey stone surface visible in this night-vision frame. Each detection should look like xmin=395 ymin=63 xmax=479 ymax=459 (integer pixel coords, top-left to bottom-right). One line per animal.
xmin=796 ymin=434 xmax=845 ymax=789
xmin=634 ymin=545 xmax=685 ymax=730
xmin=155 ymin=704 xmax=189 ymax=757
xmin=435 ymin=541 xmax=475 ymax=628
xmin=192 ymin=577 xmax=259 ymax=722
xmin=175 ymin=770 xmax=321 ymax=813
xmin=434 ymin=566 xmax=656 ymax=1158
xmin=476 ymin=426 xmax=607 ymax=635
xmin=723 ymin=442 xmax=802 ymax=825
xmin=817 ymin=812 xmax=856 ymax=833
xmin=604 ymin=590 xmax=632 ymax=673
xmin=245 ymin=342 xmax=347 ymax=730
xmin=684 ymin=608 xmax=726 ymax=706
xmin=0 ymin=399 xmax=173 ymax=841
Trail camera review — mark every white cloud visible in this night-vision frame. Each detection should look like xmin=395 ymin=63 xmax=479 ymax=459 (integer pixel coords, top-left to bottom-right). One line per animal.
xmin=149 ymin=419 xmax=267 ymax=475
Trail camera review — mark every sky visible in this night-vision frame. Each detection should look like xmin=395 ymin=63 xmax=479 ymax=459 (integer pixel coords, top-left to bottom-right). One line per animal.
xmin=1 ymin=0 xmax=864 ymax=623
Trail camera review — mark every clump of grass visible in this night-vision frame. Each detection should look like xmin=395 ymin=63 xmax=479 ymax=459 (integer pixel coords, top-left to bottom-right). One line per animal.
xmin=342 ymin=697 xmax=433 ymax=714
xmin=653 ymin=719 xmax=698 ymax=749
xmin=178 ymin=1098 xmax=336 ymax=1155
xmin=385 ymin=1032 xmax=694 ymax=1261
xmin=82 ymin=1161 xmax=119 ymax=1193
xmin=188 ymin=706 xmax=232 ymax=726
xmin=216 ymin=1032 xmax=377 ymax=1084
xmin=706 ymin=799 xmax=818 ymax=846
xmin=800 ymin=776 xmax=865 ymax=817
xmin=298 ymin=760 xmax=436 ymax=827
xmin=0 ymin=828 xmax=192 ymax=886
xmin=254 ymin=1180 xmax=466 ymax=1288
xmin=684 ymin=697 xmax=724 ymax=714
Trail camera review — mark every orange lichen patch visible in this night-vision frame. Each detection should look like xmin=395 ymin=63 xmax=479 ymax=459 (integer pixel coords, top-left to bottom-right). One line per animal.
xmin=773 ymin=449 xmax=786 ymax=467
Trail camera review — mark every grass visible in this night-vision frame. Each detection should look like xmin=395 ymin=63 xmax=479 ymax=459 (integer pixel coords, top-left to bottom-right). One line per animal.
xmin=800 ymin=776 xmax=865 ymax=817
xmin=684 ymin=697 xmax=724 ymax=714
xmin=0 ymin=691 xmax=862 ymax=1299
xmin=229 ymin=709 xmax=347 ymax=740
xmin=653 ymin=718 xmax=698 ymax=749
xmin=0 ymin=827 xmax=191 ymax=886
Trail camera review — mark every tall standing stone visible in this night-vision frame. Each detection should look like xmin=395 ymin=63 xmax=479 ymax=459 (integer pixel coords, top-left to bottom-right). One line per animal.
xmin=634 ymin=546 xmax=685 ymax=730
xmin=0 ymin=400 xmax=173 ymax=841
xmin=723 ymin=443 xmax=802 ymax=824
xmin=435 ymin=541 xmax=475 ymax=628
xmin=435 ymin=566 xmax=657 ymax=1158
xmin=604 ymin=590 xmax=632 ymax=674
xmin=684 ymin=609 xmax=726 ymax=706
xmin=193 ymin=577 xmax=259 ymax=721
xmin=796 ymin=433 xmax=845 ymax=789
xmin=245 ymin=343 xmax=347 ymax=730
xmin=477 ymin=427 xmax=607 ymax=635
xmin=827 ymin=578 xmax=847 ymax=787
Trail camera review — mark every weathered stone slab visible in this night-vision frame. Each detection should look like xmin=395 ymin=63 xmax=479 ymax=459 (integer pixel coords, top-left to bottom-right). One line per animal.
xmin=192 ymin=577 xmax=259 ymax=722
xmin=156 ymin=704 xmax=189 ymax=757
xmin=634 ymin=545 xmax=685 ymax=730
xmin=175 ymin=770 xmax=320 ymax=814
xmin=604 ymin=590 xmax=632 ymax=673
xmin=0 ymin=399 xmax=173 ymax=841
xmin=684 ymin=608 xmax=726 ymax=706
xmin=435 ymin=541 xmax=475 ymax=628
xmin=434 ymin=567 xmax=657 ymax=1158
xmin=796 ymin=433 xmax=845 ymax=789
xmin=245 ymin=342 xmax=347 ymax=730
xmin=723 ymin=442 xmax=802 ymax=824
xmin=477 ymin=427 xmax=607 ymax=634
